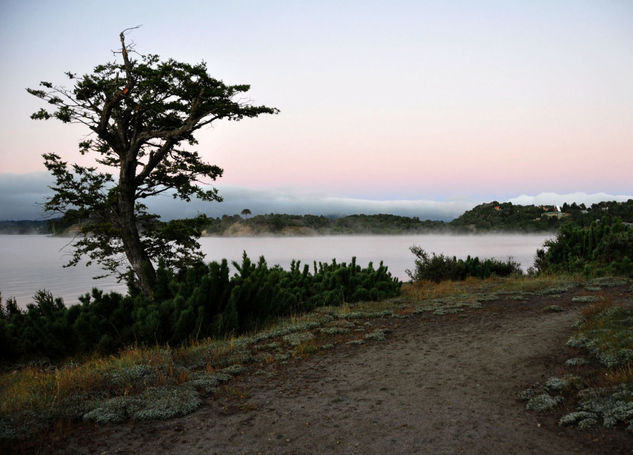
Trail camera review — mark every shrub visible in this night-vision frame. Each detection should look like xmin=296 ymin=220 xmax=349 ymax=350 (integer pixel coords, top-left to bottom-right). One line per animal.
xmin=534 ymin=217 xmax=633 ymax=277
xmin=406 ymin=246 xmax=522 ymax=282
xmin=0 ymin=254 xmax=401 ymax=361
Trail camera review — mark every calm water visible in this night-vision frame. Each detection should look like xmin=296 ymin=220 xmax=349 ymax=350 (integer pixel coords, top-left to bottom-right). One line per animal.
xmin=0 ymin=234 xmax=552 ymax=306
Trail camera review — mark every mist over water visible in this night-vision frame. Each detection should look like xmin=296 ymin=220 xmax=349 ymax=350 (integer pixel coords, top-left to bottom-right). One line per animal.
xmin=1 ymin=233 xmax=552 ymax=307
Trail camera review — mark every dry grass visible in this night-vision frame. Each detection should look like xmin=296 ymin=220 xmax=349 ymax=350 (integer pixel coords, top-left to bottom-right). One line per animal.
xmin=604 ymin=365 xmax=633 ymax=386
xmin=293 ymin=339 xmax=319 ymax=357
xmin=401 ymin=274 xmax=581 ymax=302
xmin=580 ymin=299 xmax=615 ymax=322
xmin=0 ymin=346 xmax=183 ymax=416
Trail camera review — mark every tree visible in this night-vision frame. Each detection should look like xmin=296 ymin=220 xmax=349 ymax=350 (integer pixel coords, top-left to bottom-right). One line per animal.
xmin=27 ymin=30 xmax=278 ymax=298
xmin=240 ymin=208 xmax=252 ymax=218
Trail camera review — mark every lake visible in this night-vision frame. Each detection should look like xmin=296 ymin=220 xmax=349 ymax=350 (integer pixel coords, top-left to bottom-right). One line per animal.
xmin=0 ymin=233 xmax=552 ymax=306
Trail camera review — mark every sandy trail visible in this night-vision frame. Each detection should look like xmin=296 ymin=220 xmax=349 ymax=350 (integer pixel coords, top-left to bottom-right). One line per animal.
xmin=54 ymin=296 xmax=633 ymax=455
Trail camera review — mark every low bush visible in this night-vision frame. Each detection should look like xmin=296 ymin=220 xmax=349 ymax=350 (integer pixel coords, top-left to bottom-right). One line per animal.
xmin=0 ymin=254 xmax=400 ymax=361
xmin=406 ymin=246 xmax=523 ymax=282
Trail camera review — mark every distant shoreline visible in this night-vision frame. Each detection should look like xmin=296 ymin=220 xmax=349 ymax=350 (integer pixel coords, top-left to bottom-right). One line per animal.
xmin=0 ymin=199 xmax=630 ymax=236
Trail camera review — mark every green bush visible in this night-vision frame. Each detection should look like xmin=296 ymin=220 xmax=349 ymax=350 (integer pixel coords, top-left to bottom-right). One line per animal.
xmin=0 ymin=254 xmax=400 ymax=361
xmin=406 ymin=246 xmax=523 ymax=282
xmin=534 ymin=217 xmax=633 ymax=277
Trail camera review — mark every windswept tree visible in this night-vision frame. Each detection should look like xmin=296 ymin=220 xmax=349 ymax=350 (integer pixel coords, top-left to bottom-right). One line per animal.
xmin=28 ymin=30 xmax=278 ymax=298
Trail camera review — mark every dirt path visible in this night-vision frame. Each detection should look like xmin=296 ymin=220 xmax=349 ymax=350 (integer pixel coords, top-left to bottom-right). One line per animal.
xmin=50 ymin=292 xmax=632 ymax=455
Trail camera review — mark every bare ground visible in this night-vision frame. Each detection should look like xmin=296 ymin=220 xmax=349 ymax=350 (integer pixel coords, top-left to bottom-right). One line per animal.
xmin=32 ymin=288 xmax=633 ymax=454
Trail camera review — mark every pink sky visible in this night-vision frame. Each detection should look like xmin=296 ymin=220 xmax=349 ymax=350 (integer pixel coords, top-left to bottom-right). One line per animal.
xmin=1 ymin=1 xmax=631 ymax=202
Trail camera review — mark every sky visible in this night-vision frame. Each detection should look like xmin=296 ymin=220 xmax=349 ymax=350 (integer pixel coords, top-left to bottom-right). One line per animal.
xmin=0 ymin=0 xmax=631 ymax=220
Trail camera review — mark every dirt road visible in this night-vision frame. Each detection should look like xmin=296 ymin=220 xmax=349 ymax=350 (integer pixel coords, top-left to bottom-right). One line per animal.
xmin=53 ymin=293 xmax=632 ymax=454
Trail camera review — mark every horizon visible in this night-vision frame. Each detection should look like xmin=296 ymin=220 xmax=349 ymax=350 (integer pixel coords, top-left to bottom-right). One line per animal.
xmin=1 ymin=1 xmax=631 ymax=218
xmin=0 ymin=171 xmax=631 ymax=222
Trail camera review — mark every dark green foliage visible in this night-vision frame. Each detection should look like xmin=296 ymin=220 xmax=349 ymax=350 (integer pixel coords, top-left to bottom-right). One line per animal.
xmin=202 ymin=213 xmax=448 ymax=235
xmin=451 ymin=201 xmax=562 ymax=232
xmin=27 ymin=32 xmax=278 ymax=297
xmin=406 ymin=246 xmax=523 ymax=282
xmin=534 ymin=217 xmax=633 ymax=277
xmin=0 ymin=254 xmax=400 ymax=361
xmin=0 ymin=220 xmax=52 ymax=234
xmin=450 ymin=199 xmax=633 ymax=232
xmin=4 ymin=200 xmax=632 ymax=236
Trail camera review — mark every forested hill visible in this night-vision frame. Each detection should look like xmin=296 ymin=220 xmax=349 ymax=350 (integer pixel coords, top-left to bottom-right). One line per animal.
xmin=450 ymin=200 xmax=633 ymax=232
xmin=1 ymin=200 xmax=632 ymax=235
xmin=0 ymin=220 xmax=52 ymax=234
xmin=203 ymin=213 xmax=449 ymax=236
xmin=205 ymin=199 xmax=633 ymax=235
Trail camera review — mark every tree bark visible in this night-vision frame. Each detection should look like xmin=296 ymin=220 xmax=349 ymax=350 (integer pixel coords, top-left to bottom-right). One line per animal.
xmin=118 ymin=154 xmax=156 ymax=299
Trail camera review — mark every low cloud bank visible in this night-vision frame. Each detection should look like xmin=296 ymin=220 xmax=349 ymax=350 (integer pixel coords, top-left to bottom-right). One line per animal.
xmin=147 ymin=187 xmax=474 ymax=221
xmin=0 ymin=173 xmax=53 ymax=220
xmin=508 ymin=192 xmax=633 ymax=207
xmin=0 ymin=173 xmax=631 ymax=221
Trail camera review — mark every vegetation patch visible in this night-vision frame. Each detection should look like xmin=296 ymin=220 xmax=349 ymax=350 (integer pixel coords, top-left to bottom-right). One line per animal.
xmin=588 ymin=277 xmax=631 ymax=288
xmin=565 ymin=357 xmax=588 ymax=367
xmin=571 ymin=296 xmax=602 ymax=303
xmin=525 ymin=393 xmax=563 ymax=412
xmin=560 ymin=385 xmax=633 ymax=431
xmin=319 ymin=327 xmax=350 ymax=335
xmin=84 ymin=385 xmax=201 ymax=424
xmin=0 ymin=253 xmax=400 ymax=362
xmin=545 ymin=375 xmax=582 ymax=394
xmin=346 ymin=339 xmax=365 ymax=346
xmin=544 ymin=305 xmax=565 ymax=313
xmin=293 ymin=339 xmax=319 ymax=357
xmin=364 ymin=329 xmax=388 ymax=342
xmin=406 ymin=246 xmax=522 ymax=282
xmin=282 ymin=332 xmax=315 ymax=347
xmin=534 ymin=218 xmax=633 ymax=278
xmin=584 ymin=286 xmax=602 ymax=292
xmin=568 ymin=303 xmax=633 ymax=368
xmin=537 ymin=286 xmax=572 ymax=296
xmin=523 ymin=298 xmax=633 ymax=435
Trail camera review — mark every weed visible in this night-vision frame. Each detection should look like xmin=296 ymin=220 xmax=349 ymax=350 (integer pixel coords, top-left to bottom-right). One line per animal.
xmin=221 ymin=364 xmax=247 ymax=376
xmin=319 ymin=327 xmax=350 ymax=335
xmin=346 ymin=339 xmax=365 ymax=346
xmin=525 ymin=393 xmax=563 ymax=412
xmin=293 ymin=340 xmax=319 ymax=357
xmin=572 ymin=296 xmax=602 ymax=303
xmin=282 ymin=332 xmax=314 ymax=347
xmin=544 ymin=305 xmax=565 ymax=312
xmin=364 ymin=329 xmax=387 ymax=342
xmin=565 ymin=357 xmax=588 ymax=367
xmin=584 ymin=286 xmax=602 ymax=292
xmin=545 ymin=375 xmax=582 ymax=393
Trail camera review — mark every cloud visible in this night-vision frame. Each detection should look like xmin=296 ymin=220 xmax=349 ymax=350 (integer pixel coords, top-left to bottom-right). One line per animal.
xmin=145 ymin=186 xmax=476 ymax=221
xmin=1 ymin=173 xmax=631 ymax=222
xmin=0 ymin=173 xmax=53 ymax=220
xmin=507 ymin=192 xmax=633 ymax=207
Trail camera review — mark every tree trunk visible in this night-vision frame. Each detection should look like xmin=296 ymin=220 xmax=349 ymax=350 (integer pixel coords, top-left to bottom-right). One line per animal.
xmin=118 ymin=157 xmax=156 ymax=300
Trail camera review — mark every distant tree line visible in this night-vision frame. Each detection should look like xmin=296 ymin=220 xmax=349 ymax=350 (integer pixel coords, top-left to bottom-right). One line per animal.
xmin=2 ymin=200 xmax=632 ymax=236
